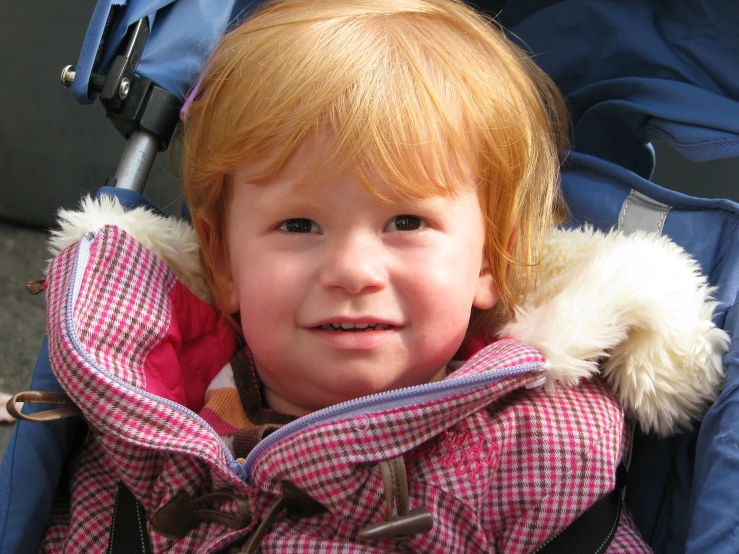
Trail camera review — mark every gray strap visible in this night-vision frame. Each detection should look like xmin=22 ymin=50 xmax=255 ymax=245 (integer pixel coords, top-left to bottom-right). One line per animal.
xmin=618 ymin=190 xmax=672 ymax=235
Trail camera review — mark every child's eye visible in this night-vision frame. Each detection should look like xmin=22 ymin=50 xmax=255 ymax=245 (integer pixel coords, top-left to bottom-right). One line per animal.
xmin=386 ymin=215 xmax=425 ymax=232
xmin=279 ymin=218 xmax=320 ymax=233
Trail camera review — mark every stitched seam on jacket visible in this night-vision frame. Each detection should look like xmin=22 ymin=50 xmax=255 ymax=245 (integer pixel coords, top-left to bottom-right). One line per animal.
xmin=106 ymin=483 xmax=123 ymax=554
xmin=496 ymin=395 xmax=624 ymax=552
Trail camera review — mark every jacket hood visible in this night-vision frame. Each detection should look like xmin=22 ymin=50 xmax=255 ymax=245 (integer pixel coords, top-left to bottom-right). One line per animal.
xmin=50 ymin=196 xmax=729 ymax=437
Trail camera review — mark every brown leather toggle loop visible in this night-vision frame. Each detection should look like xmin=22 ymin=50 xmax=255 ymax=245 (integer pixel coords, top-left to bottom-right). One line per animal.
xmin=6 ymin=391 xmax=81 ymax=422
xmin=357 ymin=456 xmax=434 ymax=540
xmin=379 ymin=457 xmax=410 ymax=521
xmin=150 ymin=490 xmax=253 ymax=539
xmin=239 ymin=480 xmax=326 ymax=554
xmin=356 ymin=507 xmax=434 ymax=540
xmin=25 ymin=277 xmax=46 ymax=295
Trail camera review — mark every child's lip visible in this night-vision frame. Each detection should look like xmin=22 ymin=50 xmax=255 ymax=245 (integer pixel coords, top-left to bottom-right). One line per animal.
xmin=315 ymin=322 xmax=395 ymax=331
xmin=307 ymin=317 xmax=401 ymax=328
xmin=307 ymin=324 xmax=401 ymax=349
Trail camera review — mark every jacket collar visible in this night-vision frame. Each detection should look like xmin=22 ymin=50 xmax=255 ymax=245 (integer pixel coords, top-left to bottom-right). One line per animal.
xmin=245 ymin=337 xmax=546 ymax=505
xmin=50 ymin=196 xmax=729 ymax=437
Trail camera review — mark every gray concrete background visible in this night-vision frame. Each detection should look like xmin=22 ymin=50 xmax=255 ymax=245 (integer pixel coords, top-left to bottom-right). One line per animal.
xmin=0 ymin=223 xmax=48 ymax=455
xmin=0 ymin=1 xmax=183 ymax=229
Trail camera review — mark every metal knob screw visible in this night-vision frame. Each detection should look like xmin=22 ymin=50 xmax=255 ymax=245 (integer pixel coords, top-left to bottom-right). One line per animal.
xmin=118 ymin=78 xmax=131 ymax=99
xmin=60 ymin=65 xmax=76 ymax=88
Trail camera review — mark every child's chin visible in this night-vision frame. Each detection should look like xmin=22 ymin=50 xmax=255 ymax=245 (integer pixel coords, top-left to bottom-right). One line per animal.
xmin=319 ymin=368 xmax=442 ymax=404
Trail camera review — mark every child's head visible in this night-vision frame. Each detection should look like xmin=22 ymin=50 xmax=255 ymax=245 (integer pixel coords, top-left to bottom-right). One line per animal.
xmin=182 ymin=0 xmax=567 ymax=413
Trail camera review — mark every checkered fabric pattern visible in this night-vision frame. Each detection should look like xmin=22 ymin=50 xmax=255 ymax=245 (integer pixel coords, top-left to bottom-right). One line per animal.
xmin=43 ymin=227 xmax=255 ymax=553
xmin=41 ymin=226 xmax=651 ymax=553
xmin=248 ymin=341 xmax=650 ymax=553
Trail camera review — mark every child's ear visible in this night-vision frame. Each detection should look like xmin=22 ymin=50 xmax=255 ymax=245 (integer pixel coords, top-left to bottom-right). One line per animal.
xmin=222 ymin=278 xmax=240 ymax=315
xmin=473 ymin=229 xmax=515 ymax=310
xmin=473 ymin=256 xmax=500 ymax=310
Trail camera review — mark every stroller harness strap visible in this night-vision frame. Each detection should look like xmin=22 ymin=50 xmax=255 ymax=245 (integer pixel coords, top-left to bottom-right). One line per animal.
xmin=617 ymin=190 xmax=672 ymax=235
xmin=534 ymin=464 xmax=627 ymax=554
xmin=108 ymin=482 xmax=152 ymax=554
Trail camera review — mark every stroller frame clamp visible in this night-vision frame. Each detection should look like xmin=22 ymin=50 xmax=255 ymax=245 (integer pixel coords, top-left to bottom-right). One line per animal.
xmin=61 ymin=13 xmax=182 ymax=193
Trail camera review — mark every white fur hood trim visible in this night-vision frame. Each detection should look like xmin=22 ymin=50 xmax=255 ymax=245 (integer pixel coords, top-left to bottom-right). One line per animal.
xmin=50 ymin=197 xmax=729 ymax=437
xmin=49 ymin=196 xmax=210 ymax=304
xmin=502 ymin=226 xmax=729 ymax=437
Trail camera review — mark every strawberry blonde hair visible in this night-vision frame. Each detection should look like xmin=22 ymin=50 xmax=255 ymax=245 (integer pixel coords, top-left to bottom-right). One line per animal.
xmin=182 ymin=0 xmax=568 ymax=335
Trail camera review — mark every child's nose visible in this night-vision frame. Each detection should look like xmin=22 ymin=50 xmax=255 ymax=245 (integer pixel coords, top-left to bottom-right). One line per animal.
xmin=319 ymin=234 xmax=387 ymax=294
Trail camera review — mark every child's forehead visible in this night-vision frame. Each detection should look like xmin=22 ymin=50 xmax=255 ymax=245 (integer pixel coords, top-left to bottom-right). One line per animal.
xmin=228 ymin=161 xmax=482 ymax=224
xmin=231 ymin=131 xmax=478 ymax=203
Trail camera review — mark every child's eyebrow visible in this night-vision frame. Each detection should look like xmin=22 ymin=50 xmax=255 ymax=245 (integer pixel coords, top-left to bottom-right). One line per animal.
xmin=251 ymin=194 xmax=325 ymax=218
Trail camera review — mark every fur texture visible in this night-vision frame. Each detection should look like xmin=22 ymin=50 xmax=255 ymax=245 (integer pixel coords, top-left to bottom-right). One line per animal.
xmin=50 ymin=198 xmax=729 ymax=437
xmin=502 ymin=226 xmax=729 ymax=436
xmin=49 ymin=196 xmax=210 ymax=303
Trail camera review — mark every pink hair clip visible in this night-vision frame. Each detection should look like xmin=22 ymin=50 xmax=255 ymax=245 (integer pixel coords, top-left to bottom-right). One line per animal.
xmin=179 ymin=76 xmax=203 ymax=122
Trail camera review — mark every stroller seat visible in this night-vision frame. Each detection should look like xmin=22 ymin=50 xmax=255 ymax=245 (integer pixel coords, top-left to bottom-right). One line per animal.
xmin=1 ymin=1 xmax=738 ymax=552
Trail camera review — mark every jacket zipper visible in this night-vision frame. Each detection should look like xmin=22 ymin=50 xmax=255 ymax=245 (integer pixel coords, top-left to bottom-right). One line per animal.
xmin=67 ymin=232 xmax=237 ymax=466
xmin=243 ymin=360 xmax=542 ymax=480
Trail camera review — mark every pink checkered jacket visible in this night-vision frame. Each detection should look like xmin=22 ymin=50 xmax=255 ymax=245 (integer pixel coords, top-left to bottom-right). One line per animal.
xmin=39 ymin=197 xmax=728 ymax=553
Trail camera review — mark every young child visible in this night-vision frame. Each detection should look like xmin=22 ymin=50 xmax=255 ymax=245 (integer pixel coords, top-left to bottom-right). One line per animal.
xmin=38 ymin=0 xmax=728 ymax=552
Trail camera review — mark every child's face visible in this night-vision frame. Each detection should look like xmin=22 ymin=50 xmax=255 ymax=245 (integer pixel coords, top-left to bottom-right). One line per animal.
xmin=223 ymin=144 xmax=499 ymax=415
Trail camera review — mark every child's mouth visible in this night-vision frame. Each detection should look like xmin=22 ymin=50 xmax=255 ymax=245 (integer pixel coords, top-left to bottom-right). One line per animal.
xmin=316 ymin=323 xmax=394 ymax=332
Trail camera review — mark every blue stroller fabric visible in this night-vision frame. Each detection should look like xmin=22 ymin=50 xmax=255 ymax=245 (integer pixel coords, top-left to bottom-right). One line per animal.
xmin=0 ymin=339 xmax=80 ymax=554
xmin=505 ymin=0 xmax=739 ymax=178
xmin=2 ymin=0 xmax=739 ymax=552
xmin=71 ymin=0 xmax=260 ymax=105
xmin=506 ymin=2 xmax=739 ymax=551
xmin=560 ymin=153 xmax=739 ymax=554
